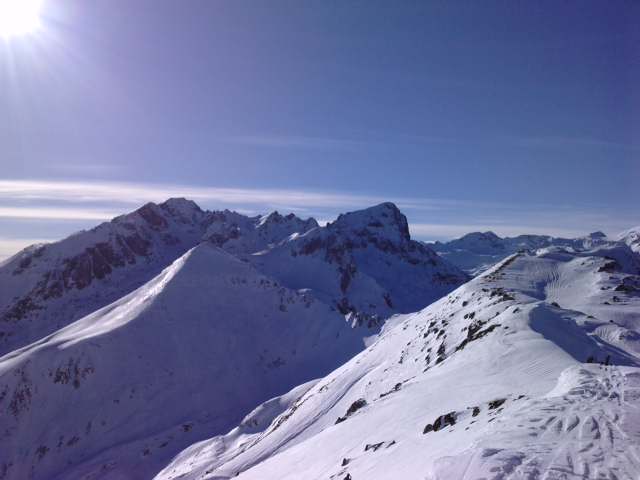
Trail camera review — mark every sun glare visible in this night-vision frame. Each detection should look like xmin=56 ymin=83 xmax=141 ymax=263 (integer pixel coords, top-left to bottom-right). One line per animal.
xmin=0 ymin=0 xmax=43 ymax=38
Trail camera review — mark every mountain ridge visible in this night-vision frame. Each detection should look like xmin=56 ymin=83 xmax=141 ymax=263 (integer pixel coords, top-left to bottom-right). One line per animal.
xmin=156 ymin=242 xmax=640 ymax=480
xmin=432 ymin=229 xmax=620 ymax=274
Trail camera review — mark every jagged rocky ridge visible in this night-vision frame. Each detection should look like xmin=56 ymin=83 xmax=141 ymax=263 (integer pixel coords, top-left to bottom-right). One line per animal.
xmin=249 ymin=203 xmax=467 ymax=327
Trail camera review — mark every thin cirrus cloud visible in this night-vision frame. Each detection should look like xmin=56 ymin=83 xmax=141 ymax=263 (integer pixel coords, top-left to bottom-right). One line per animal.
xmin=0 ymin=179 xmax=390 ymax=211
xmin=0 ymin=179 xmax=514 ymax=214
xmin=223 ymin=134 xmax=457 ymax=150
xmin=224 ymin=135 xmax=367 ymax=150
xmin=0 ymin=179 xmax=636 ymax=260
xmin=0 ymin=237 xmax=54 ymax=265
xmin=226 ymin=133 xmax=639 ymax=152
xmin=0 ymin=206 xmax=120 ymax=221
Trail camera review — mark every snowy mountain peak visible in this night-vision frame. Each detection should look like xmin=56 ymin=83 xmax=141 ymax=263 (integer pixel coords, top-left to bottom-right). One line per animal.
xmin=329 ymin=202 xmax=410 ymax=245
xmin=253 ymin=203 xmax=467 ymax=323
xmin=587 ymin=231 xmax=607 ymax=240
xmin=160 ymin=197 xmax=204 ymax=219
xmin=126 ymin=198 xmax=205 ymax=228
xmin=459 ymin=231 xmax=503 ymax=246
xmin=619 ymin=226 xmax=640 ymax=253
xmin=469 ymin=231 xmax=500 ymax=240
xmin=258 ymin=210 xmax=318 ymax=231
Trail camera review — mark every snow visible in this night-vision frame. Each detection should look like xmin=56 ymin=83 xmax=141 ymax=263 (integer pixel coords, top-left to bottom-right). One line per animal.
xmin=157 ymin=245 xmax=640 ymax=480
xmin=619 ymin=226 xmax=640 ymax=253
xmin=432 ymin=230 xmax=616 ymax=275
xmin=0 ymin=200 xmax=321 ymax=355
xmin=248 ymin=202 xmax=467 ymax=320
xmin=2 ymin=198 xmax=639 ymax=480
xmin=0 ymin=244 xmax=368 ymax=479
xmin=0 ymin=200 xmax=467 ymax=480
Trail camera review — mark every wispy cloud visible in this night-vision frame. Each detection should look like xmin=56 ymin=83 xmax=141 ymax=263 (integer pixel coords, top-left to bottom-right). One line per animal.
xmin=0 ymin=206 xmax=118 ymax=221
xmin=0 ymin=179 xmax=636 ymax=259
xmin=221 ymin=132 xmax=638 ymax=153
xmin=50 ymin=163 xmax=125 ymax=175
xmin=0 ymin=237 xmax=53 ymax=263
xmin=0 ymin=179 xmax=389 ymax=211
xmin=225 ymin=133 xmax=458 ymax=150
xmin=0 ymin=179 xmax=506 ymax=214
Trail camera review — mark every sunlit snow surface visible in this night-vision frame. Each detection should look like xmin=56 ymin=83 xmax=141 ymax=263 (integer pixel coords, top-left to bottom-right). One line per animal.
xmin=157 ymin=246 xmax=640 ymax=480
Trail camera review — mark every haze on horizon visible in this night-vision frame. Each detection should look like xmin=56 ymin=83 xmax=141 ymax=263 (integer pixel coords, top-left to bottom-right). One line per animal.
xmin=0 ymin=0 xmax=638 ymax=259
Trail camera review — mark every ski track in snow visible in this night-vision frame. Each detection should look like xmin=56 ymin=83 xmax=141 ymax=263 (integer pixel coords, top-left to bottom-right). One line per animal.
xmin=442 ymin=366 xmax=640 ymax=480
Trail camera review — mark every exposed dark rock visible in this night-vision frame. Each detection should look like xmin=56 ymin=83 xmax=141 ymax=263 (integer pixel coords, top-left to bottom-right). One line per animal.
xmin=335 ymin=398 xmax=367 ymax=424
xmin=379 ymin=383 xmax=402 ymax=398
xmin=488 ymin=398 xmax=506 ymax=409
xmin=364 ymin=442 xmax=384 ymax=452
xmin=598 ymin=260 xmax=620 ymax=273
xmin=423 ymin=412 xmax=456 ymax=433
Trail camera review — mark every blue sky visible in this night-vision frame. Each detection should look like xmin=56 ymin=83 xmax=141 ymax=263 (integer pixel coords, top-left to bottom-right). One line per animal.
xmin=0 ymin=1 xmax=638 ymax=259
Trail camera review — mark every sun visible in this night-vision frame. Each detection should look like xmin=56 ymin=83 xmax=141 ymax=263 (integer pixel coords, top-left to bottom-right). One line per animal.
xmin=0 ymin=0 xmax=43 ymax=38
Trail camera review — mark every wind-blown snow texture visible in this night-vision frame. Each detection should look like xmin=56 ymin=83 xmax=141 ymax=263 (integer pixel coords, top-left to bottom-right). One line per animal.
xmin=157 ymin=243 xmax=640 ymax=480
xmin=0 ymin=201 xmax=468 ymax=480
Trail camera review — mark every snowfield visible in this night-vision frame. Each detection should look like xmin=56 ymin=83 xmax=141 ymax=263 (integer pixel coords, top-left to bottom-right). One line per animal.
xmin=156 ymin=245 xmax=640 ymax=480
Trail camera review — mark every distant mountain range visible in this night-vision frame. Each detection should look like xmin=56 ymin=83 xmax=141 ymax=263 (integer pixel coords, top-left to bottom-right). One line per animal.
xmin=431 ymin=230 xmax=621 ymax=274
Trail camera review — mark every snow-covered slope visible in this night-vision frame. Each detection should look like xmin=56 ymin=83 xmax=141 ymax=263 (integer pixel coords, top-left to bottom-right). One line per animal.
xmin=157 ymin=243 xmax=640 ymax=480
xmin=0 ymin=244 xmax=368 ymax=480
xmin=432 ymin=230 xmax=614 ymax=275
xmin=0 ymin=200 xmax=319 ymax=355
